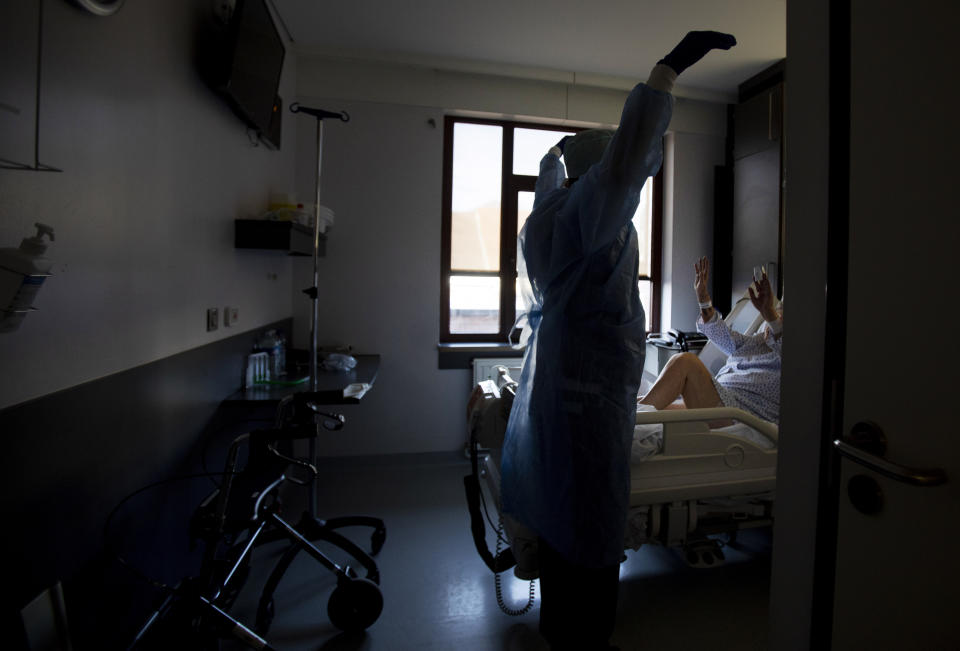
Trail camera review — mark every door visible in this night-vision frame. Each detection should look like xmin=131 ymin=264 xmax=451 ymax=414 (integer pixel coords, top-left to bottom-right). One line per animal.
xmin=830 ymin=1 xmax=959 ymax=647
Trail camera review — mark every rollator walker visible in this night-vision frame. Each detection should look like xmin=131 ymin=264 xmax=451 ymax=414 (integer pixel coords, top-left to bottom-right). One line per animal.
xmin=128 ymin=393 xmax=386 ymax=650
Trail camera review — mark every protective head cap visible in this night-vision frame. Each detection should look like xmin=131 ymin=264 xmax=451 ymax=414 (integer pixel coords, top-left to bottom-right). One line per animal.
xmin=563 ymin=129 xmax=614 ymax=178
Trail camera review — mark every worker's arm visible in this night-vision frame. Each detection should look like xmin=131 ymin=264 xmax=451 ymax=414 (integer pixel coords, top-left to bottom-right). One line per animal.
xmin=533 ymin=138 xmax=569 ymax=208
xmin=577 ymin=31 xmax=736 ymax=254
xmin=603 ymin=31 xmax=737 ymax=191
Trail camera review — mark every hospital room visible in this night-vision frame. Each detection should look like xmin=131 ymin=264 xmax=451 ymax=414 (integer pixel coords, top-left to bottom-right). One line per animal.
xmin=2 ymin=0 xmax=957 ymax=650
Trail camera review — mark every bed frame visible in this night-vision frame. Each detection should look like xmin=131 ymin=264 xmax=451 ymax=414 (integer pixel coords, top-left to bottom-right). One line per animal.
xmin=465 ymin=293 xmax=779 ymax=573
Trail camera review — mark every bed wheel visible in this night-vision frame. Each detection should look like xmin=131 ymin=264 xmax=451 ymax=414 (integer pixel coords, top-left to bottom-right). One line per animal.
xmin=371 ymin=526 xmax=387 ymax=555
xmin=682 ymin=539 xmax=726 ymax=569
xmin=327 ymin=577 xmax=384 ymax=632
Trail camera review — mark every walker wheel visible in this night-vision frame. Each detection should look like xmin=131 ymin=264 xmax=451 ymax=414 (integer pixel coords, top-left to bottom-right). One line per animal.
xmin=371 ymin=527 xmax=386 ymax=555
xmin=327 ymin=577 xmax=383 ymax=632
xmin=254 ymin=598 xmax=274 ymax=635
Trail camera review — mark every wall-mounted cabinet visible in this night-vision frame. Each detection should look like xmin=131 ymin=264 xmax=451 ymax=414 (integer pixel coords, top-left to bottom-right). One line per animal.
xmin=733 ymin=84 xmax=784 ymax=161
xmin=234 ymin=220 xmax=323 ymax=257
xmin=730 ymin=62 xmax=785 ymax=301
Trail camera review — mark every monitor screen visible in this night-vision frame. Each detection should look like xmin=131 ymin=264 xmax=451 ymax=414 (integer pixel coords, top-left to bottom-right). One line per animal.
xmin=225 ymin=0 xmax=285 ymax=141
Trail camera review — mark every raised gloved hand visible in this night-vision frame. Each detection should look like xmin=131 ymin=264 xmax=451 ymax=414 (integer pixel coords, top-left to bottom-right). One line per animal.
xmin=555 ymin=135 xmax=573 ymax=154
xmin=659 ymin=31 xmax=737 ymax=76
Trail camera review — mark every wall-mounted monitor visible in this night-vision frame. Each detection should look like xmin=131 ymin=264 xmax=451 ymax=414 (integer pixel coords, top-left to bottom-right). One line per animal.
xmin=201 ymin=0 xmax=285 ymax=149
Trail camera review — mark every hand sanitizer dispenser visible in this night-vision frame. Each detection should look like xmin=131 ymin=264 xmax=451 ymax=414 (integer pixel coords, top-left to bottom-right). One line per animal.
xmin=0 ymin=223 xmax=55 ymax=333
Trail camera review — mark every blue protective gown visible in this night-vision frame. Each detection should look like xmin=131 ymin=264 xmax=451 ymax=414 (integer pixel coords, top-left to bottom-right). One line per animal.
xmin=501 ymin=82 xmax=673 ymax=568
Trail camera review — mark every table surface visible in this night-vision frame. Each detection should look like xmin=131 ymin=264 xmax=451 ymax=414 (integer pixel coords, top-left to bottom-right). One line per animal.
xmin=225 ymin=353 xmax=380 ymax=405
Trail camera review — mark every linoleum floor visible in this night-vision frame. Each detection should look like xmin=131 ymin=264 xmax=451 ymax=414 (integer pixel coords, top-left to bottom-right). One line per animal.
xmin=223 ymin=453 xmax=771 ymax=651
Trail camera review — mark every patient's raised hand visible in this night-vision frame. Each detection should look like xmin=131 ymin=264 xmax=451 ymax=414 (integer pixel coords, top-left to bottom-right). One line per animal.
xmin=694 ymin=256 xmax=711 ymax=304
xmin=748 ymin=269 xmax=778 ymax=322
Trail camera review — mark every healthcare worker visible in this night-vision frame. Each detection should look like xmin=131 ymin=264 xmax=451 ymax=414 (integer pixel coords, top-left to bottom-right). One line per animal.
xmin=500 ymin=31 xmax=737 ymax=650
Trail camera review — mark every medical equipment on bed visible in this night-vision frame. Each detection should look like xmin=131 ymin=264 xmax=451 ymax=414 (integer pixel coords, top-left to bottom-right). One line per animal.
xmin=464 ymin=373 xmax=538 ymax=616
xmin=465 ymin=293 xmax=778 ymax=595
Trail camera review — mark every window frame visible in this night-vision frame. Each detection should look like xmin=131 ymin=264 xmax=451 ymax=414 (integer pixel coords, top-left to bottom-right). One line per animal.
xmin=440 ymin=115 xmax=662 ymax=343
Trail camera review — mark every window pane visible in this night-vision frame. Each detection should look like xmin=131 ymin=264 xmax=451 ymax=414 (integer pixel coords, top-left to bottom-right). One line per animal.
xmin=631 ymin=176 xmax=654 ymax=277
xmin=517 ymin=191 xmax=535 ymax=235
xmin=516 ymin=191 xmax=536 ymax=313
xmin=513 ymin=127 xmax=576 ymax=176
xmin=638 ymin=279 xmax=653 ymax=333
xmin=450 ymin=275 xmax=500 ymax=334
xmin=452 ymin=123 xmax=502 ymax=271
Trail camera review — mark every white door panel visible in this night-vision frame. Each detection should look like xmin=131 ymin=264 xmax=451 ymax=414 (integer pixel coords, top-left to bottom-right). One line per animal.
xmin=831 ymin=1 xmax=960 ymax=648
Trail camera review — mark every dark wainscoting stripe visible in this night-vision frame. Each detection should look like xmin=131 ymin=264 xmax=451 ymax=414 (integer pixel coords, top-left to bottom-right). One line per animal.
xmin=0 ymin=318 xmax=292 ymax=648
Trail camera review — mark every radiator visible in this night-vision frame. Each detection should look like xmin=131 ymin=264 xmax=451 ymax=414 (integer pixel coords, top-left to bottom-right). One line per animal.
xmin=472 ymin=357 xmax=523 ymax=386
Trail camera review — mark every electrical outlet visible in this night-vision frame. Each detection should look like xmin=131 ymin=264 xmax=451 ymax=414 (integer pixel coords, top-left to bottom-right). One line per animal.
xmin=224 ymin=306 xmax=239 ymax=327
xmin=207 ymin=308 xmax=219 ymax=332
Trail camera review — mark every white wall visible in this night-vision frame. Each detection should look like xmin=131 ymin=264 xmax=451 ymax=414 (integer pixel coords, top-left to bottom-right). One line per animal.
xmin=293 ymin=55 xmax=728 ymax=455
xmin=291 ymin=99 xmax=455 ymax=456
xmin=0 ymin=0 xmax=298 ymax=409
xmin=662 ymin=131 xmax=727 ymax=332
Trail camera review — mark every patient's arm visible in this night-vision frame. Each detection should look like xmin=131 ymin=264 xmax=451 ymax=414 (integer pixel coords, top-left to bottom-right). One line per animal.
xmin=694 ymin=256 xmax=716 ymax=322
xmin=698 ymin=310 xmax=750 ymax=355
xmin=764 ymin=318 xmax=784 ymax=357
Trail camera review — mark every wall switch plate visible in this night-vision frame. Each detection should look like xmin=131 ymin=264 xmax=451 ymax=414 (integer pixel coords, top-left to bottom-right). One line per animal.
xmin=207 ymin=308 xmax=219 ymax=331
xmin=224 ymin=306 xmax=239 ymax=327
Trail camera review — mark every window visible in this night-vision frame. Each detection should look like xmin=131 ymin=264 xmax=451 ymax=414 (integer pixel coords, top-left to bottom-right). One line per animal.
xmin=440 ymin=116 xmax=662 ymax=343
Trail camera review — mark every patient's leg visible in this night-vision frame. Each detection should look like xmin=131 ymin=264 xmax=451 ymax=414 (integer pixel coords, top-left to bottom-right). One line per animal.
xmin=638 ymin=352 xmax=723 ymax=410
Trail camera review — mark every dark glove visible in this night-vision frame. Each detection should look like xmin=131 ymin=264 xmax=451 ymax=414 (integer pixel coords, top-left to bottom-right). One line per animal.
xmin=555 ymin=135 xmax=572 ymax=154
xmin=659 ymin=31 xmax=737 ymax=76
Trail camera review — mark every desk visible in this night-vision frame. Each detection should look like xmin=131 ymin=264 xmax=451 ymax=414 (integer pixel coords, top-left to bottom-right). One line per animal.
xmin=224 ymin=354 xmax=380 ymax=405
xmin=222 ymin=353 xmax=380 ymax=517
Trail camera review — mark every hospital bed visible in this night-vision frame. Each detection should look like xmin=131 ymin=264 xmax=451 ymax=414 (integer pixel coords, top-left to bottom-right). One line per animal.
xmin=464 ymin=295 xmax=778 ymax=581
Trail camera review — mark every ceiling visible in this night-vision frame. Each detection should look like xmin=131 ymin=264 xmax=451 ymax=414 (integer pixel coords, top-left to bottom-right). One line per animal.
xmin=271 ymin=0 xmax=786 ymax=101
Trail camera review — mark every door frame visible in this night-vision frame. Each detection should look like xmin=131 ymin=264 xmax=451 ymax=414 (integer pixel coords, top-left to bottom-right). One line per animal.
xmin=768 ymin=0 xmax=850 ymax=648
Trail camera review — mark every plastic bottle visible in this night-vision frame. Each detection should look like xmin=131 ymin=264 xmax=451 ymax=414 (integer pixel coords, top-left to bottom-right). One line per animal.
xmin=0 ymin=223 xmax=55 ymax=333
xmin=270 ymin=330 xmax=283 ymax=378
xmin=257 ymin=329 xmax=283 ymax=380
xmin=245 ymin=351 xmax=271 ymax=387
xmin=276 ymin=330 xmax=287 ymax=377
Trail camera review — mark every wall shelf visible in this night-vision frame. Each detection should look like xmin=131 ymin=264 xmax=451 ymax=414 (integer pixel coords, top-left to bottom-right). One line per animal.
xmin=234 ymin=219 xmax=324 ymax=256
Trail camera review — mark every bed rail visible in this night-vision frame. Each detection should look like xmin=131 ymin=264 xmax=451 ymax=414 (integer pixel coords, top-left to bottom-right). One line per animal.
xmin=635 ymin=407 xmax=779 ymax=445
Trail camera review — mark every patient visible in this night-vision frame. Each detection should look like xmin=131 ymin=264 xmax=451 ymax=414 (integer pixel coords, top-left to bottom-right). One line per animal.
xmin=638 ymin=256 xmax=782 ymax=424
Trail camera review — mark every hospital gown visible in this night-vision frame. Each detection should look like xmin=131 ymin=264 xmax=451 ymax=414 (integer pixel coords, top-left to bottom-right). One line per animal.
xmin=500 ymin=80 xmax=674 ymax=568
xmin=697 ymin=311 xmax=782 ymax=424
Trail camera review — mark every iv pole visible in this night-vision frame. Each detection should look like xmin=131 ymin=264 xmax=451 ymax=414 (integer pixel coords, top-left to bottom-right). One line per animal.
xmin=289 ymin=102 xmax=349 ymax=515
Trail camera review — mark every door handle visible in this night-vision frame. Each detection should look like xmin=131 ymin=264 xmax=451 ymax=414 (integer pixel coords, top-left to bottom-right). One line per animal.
xmin=834 ymin=421 xmax=947 ymax=487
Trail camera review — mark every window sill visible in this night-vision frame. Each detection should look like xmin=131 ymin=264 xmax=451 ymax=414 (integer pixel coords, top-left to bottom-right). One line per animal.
xmin=437 ymin=343 xmax=524 ymax=370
